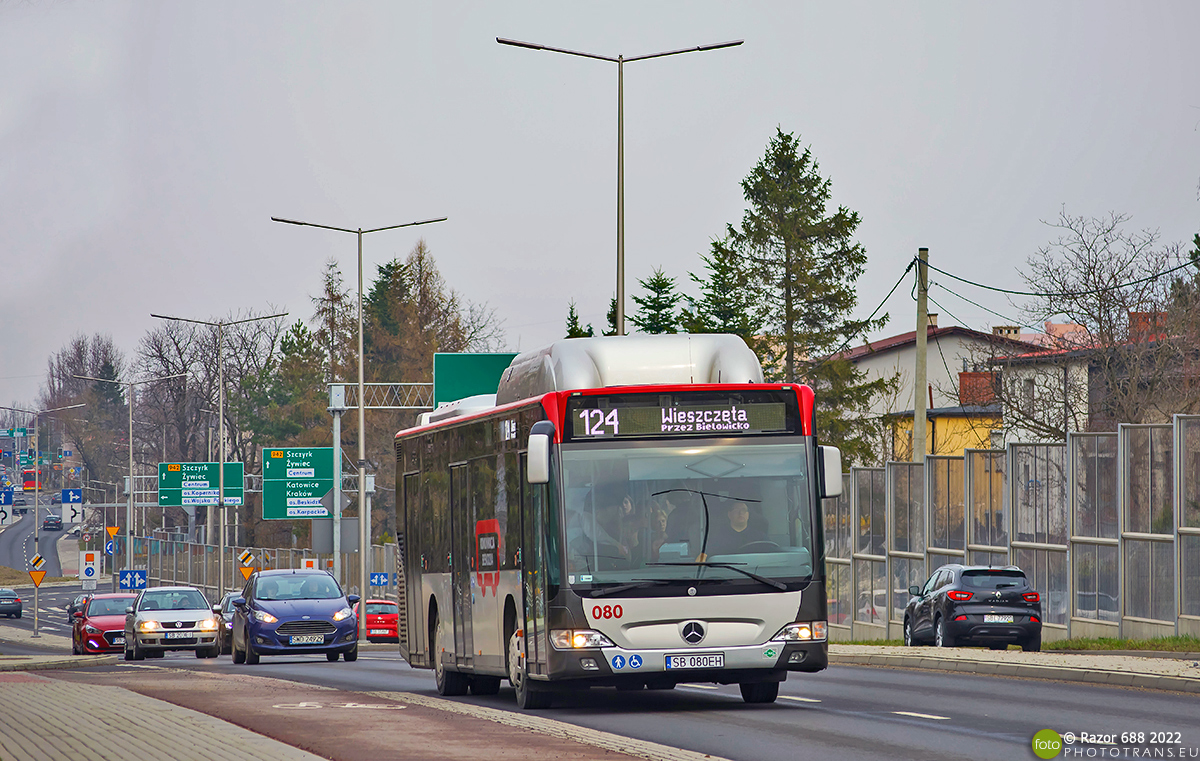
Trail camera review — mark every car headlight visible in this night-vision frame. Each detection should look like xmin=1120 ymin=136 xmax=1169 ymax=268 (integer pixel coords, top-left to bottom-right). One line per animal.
xmin=253 ymin=610 xmax=278 ymax=624
xmin=139 ymin=620 xmax=159 ymax=632
xmin=84 ymin=624 xmax=101 ymax=634
xmin=550 ymin=629 xmax=615 ymax=649
xmin=771 ymin=620 xmax=827 ymax=642
xmin=198 ymin=618 xmax=218 ymax=630
xmin=332 ymin=607 xmax=354 ymax=622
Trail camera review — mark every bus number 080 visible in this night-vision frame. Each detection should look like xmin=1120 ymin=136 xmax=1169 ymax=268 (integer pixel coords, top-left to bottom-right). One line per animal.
xmin=592 ymin=605 xmax=623 ymax=619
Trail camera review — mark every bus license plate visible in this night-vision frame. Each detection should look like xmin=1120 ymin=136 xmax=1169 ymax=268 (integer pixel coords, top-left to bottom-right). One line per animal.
xmin=665 ymin=653 xmax=724 ymax=670
xmin=984 ymin=614 xmax=1014 ymax=623
xmin=290 ymin=634 xmax=324 ymax=645
xmin=165 ymin=631 xmax=194 ymax=639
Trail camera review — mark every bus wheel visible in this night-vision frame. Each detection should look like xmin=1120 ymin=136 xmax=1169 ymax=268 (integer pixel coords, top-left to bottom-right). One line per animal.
xmin=470 ymin=676 xmax=501 ymax=695
xmin=508 ymin=631 xmax=551 ymax=710
xmin=432 ymin=614 xmax=469 ymax=696
xmin=739 ymin=682 xmax=779 ymax=704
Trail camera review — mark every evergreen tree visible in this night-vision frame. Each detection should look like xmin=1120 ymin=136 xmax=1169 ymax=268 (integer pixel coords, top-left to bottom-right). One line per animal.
xmin=679 ymin=237 xmax=764 ymax=349
xmin=630 ymin=268 xmax=682 ymax=334
xmin=728 ymin=128 xmax=890 ymax=463
xmin=564 ymin=301 xmax=594 ymax=338
xmin=604 ymin=297 xmax=618 ymax=336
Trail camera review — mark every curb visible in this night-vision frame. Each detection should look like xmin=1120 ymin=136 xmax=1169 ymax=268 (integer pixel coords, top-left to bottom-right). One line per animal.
xmin=828 ymin=652 xmax=1200 ymax=694
xmin=0 ymin=654 xmax=117 ymax=672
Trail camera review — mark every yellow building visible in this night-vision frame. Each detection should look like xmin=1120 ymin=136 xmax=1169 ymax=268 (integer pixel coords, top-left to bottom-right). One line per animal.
xmin=890 ymin=405 xmax=1001 ymax=460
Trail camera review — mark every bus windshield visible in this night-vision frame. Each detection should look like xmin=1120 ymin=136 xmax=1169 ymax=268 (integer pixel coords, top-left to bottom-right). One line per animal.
xmin=561 ymin=440 xmax=814 ymax=591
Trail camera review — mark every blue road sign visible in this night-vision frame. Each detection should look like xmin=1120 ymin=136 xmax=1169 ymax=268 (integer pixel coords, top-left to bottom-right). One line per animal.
xmin=369 ymin=572 xmax=389 ymax=586
xmin=83 ymin=565 xmax=96 ymax=578
xmin=63 ymin=450 xmax=72 ymax=457
xmin=104 ymin=540 xmax=115 ymax=555
xmin=119 ymin=570 xmax=147 ymax=589
xmin=0 ymin=490 xmax=11 ymax=506
xmin=62 ymin=488 xmax=82 ymax=503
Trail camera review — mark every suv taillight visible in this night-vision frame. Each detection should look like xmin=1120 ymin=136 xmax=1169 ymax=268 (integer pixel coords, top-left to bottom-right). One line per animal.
xmin=947 ymin=590 xmax=972 ymax=601
xmin=1022 ymin=592 xmax=1040 ymax=603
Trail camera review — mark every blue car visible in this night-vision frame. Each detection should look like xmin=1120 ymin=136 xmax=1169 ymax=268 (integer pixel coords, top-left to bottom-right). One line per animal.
xmin=231 ymin=569 xmax=360 ymax=664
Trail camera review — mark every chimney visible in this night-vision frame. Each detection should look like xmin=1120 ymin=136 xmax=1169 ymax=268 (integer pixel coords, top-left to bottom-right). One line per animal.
xmin=927 ymin=313 xmax=938 ymax=329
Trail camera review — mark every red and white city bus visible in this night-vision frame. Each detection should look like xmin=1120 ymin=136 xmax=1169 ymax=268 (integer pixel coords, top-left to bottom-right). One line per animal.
xmin=395 ymin=335 xmax=842 ymax=708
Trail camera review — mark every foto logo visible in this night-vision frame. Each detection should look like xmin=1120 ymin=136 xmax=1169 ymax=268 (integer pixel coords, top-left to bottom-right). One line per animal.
xmin=1033 ymin=729 xmax=1062 ymax=759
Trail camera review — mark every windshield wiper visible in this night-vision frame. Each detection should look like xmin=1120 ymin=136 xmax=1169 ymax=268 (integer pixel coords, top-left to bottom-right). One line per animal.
xmin=646 ymin=562 xmax=788 ymax=591
xmin=588 ymin=579 xmax=673 ymax=598
xmin=652 ymin=488 xmax=760 ymax=561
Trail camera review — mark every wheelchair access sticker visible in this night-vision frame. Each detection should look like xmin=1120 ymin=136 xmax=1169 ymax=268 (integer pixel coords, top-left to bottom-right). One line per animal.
xmin=628 ymin=655 xmax=642 ymax=669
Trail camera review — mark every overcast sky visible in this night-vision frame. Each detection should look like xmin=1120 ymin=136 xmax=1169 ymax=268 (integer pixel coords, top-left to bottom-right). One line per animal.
xmin=2 ymin=1 xmax=1197 ymax=405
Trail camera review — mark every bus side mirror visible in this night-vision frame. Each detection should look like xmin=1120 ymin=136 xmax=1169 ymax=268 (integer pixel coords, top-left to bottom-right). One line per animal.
xmin=818 ymin=445 xmax=842 ymax=499
xmin=527 ymin=433 xmax=551 ymax=484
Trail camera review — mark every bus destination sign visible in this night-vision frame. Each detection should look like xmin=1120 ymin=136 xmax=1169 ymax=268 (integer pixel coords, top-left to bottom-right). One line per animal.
xmin=568 ymin=394 xmax=790 ymax=440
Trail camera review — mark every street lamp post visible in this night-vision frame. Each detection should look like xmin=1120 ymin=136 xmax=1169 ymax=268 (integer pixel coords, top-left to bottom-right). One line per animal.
xmin=148 ymin=312 xmax=286 ymax=597
xmin=497 ymin=36 xmax=743 ymax=336
xmin=75 ymin=374 xmax=185 ymax=583
xmin=0 ymin=402 xmax=85 ymax=639
xmin=271 ymin=214 xmax=446 ymax=641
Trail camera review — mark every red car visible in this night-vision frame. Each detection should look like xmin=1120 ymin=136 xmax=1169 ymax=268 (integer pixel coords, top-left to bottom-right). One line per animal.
xmin=73 ymin=593 xmax=137 ymax=655
xmin=362 ymin=599 xmax=399 ymax=642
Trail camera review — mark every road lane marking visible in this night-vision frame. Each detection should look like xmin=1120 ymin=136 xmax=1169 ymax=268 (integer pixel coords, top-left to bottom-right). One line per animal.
xmin=892 ymin=711 xmax=950 ymax=720
xmin=678 ymin=683 xmax=719 ymax=689
xmin=780 ymin=695 xmax=822 ymax=703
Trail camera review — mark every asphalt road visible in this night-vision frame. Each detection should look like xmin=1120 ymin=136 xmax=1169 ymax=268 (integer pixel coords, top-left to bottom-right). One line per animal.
xmin=0 ymin=511 xmax=72 ymax=578
xmin=0 ymin=581 xmax=85 ymax=639
xmin=26 ymin=643 xmax=1186 ymax=761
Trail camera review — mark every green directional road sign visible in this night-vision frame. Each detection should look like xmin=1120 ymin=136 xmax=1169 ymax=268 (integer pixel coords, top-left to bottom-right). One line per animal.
xmin=158 ymin=462 xmax=245 ymax=506
xmin=262 ymin=447 xmax=334 ymax=520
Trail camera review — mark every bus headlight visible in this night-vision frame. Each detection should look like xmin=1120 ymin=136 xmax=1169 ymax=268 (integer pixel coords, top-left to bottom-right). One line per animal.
xmin=771 ymin=620 xmax=827 ymax=642
xmin=550 ymin=629 xmax=615 ymax=649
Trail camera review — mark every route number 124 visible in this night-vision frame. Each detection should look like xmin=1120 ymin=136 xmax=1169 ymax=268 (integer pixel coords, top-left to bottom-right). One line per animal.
xmin=578 ymin=409 xmax=620 ymax=437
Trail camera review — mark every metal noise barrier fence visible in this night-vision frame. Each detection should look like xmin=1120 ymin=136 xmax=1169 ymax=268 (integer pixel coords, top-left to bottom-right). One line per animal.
xmin=824 ymin=414 xmax=1200 ymax=643
xmin=110 ymin=538 xmax=407 ymax=638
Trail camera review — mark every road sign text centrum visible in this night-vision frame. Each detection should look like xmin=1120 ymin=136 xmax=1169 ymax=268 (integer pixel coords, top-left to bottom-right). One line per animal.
xmin=262 ymin=447 xmax=334 ymax=520
xmin=158 ymin=462 xmax=245 ymax=507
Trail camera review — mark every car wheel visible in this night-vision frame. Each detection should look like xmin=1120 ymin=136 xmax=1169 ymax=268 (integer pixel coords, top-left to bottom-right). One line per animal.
xmin=470 ymin=675 xmax=501 ymax=695
xmin=232 ymin=637 xmax=246 ymax=664
xmin=326 ymin=651 xmax=340 ymax=662
xmin=146 ymin=650 xmax=164 ymax=659
xmin=903 ymin=618 xmax=916 ymax=647
xmin=739 ymin=681 xmax=780 ymax=704
xmin=132 ymin=639 xmax=145 ymax=661
xmin=245 ymin=637 xmax=260 ymax=665
xmin=1022 ymin=632 xmax=1042 ymax=652
xmin=507 ymin=630 xmax=549 ymax=709
xmin=935 ymin=616 xmax=955 ymax=648
xmin=343 ymin=645 xmax=358 ymax=663
xmin=988 ymin=643 xmax=1008 ymax=651
xmin=14 ymin=612 xmax=20 ymax=619
xmin=124 ymin=642 xmax=133 ymax=661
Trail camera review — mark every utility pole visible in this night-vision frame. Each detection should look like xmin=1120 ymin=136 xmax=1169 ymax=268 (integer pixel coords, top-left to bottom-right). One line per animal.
xmin=913 ymin=248 xmax=929 ymax=463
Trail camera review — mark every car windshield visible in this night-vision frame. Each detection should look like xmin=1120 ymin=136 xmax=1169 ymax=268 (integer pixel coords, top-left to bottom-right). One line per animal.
xmin=221 ymin=596 xmax=237 ymax=614
xmin=365 ymin=602 xmax=396 ymax=615
xmin=561 ymin=440 xmax=815 ymax=589
xmin=0 ymin=589 xmax=14 ymax=596
xmin=962 ymin=570 xmax=1028 ymax=589
xmin=140 ymin=589 xmax=208 ymax=611
xmin=89 ymin=598 xmax=134 ymax=616
xmin=256 ymin=575 xmax=342 ymax=601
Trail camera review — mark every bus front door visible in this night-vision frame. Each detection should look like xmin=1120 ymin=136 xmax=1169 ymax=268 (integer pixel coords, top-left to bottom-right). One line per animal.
xmin=450 ymin=464 xmax=474 ymax=667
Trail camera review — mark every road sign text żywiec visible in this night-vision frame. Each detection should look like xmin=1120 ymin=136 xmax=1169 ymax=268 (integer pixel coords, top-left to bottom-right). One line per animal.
xmin=261 ymin=447 xmax=334 ymax=520
xmin=158 ymin=462 xmax=245 ymax=507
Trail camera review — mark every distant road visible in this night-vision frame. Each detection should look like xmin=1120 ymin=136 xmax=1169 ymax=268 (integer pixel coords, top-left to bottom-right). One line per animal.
xmin=0 ymin=513 xmax=68 ymax=578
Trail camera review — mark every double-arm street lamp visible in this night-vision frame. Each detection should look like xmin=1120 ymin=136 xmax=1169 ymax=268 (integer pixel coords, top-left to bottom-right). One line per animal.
xmin=75 ymin=373 xmax=186 ymax=577
xmin=148 ymin=312 xmax=287 ymax=597
xmin=271 ymin=214 xmax=446 ymax=640
xmin=0 ymin=402 xmax=86 ymax=638
xmin=497 ymin=36 xmax=743 ymax=336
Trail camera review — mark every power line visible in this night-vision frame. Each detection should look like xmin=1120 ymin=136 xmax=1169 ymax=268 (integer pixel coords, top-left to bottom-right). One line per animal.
xmin=924 ymin=257 xmax=1196 ymax=298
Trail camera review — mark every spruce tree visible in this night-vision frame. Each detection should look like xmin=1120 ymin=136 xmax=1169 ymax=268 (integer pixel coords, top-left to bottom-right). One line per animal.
xmin=728 ymin=128 xmax=890 ymax=463
xmin=630 ymin=268 xmax=682 ymax=334
xmin=564 ymin=301 xmax=594 ymax=338
xmin=679 ymin=237 xmax=764 ymax=350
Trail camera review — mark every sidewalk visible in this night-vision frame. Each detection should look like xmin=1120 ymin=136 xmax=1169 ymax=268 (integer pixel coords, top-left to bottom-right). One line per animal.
xmin=829 ymin=643 xmax=1200 ymax=693
xmin=0 ymin=670 xmax=324 ymax=761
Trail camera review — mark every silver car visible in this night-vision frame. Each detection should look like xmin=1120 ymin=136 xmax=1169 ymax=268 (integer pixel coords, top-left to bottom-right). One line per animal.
xmin=123 ymin=586 xmax=221 ymax=660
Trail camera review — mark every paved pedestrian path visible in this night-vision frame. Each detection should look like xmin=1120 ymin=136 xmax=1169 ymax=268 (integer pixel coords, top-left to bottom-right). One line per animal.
xmin=0 ymin=670 xmax=324 ymax=761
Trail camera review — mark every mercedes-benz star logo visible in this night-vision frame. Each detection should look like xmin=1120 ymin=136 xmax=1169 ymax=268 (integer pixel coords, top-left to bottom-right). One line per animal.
xmin=681 ymin=621 xmax=706 ymax=645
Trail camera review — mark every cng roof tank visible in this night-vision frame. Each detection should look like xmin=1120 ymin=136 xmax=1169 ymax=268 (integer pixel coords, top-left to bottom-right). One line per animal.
xmin=495 ymin=334 xmax=764 ymax=405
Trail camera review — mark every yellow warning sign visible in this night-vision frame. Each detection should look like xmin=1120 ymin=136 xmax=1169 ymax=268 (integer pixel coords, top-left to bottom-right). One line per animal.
xmin=29 ymin=570 xmax=46 ymax=587
xmin=30 ymin=555 xmax=45 ymax=571
xmin=238 ymin=549 xmax=254 ymax=566
xmin=106 ymin=526 xmax=120 ymax=538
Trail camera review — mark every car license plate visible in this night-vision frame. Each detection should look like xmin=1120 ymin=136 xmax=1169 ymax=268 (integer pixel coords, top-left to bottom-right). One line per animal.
xmin=290 ymin=634 xmax=324 ymax=645
xmin=984 ymin=614 xmax=1015 ymax=623
xmin=665 ymin=653 xmax=724 ymax=670
xmin=369 ymin=629 xmax=389 ymax=635
xmin=165 ymin=631 xmax=194 ymax=639
xmin=113 ymin=637 xmax=125 ymax=645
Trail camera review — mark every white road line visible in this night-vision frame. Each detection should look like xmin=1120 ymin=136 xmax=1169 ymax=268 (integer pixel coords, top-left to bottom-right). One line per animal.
xmin=678 ymin=683 xmax=719 ymax=690
xmin=780 ymin=695 xmax=822 ymax=703
xmin=892 ymin=711 xmax=951 ymax=720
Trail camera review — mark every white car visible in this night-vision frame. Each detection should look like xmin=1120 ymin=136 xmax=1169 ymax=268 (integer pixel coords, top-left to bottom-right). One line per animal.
xmin=124 ymin=586 xmax=221 ymax=660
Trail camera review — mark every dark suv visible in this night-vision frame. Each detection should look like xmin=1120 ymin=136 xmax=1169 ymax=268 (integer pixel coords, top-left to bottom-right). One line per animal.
xmin=903 ymin=564 xmax=1042 ymax=652
xmin=42 ymin=514 xmax=63 ymax=531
